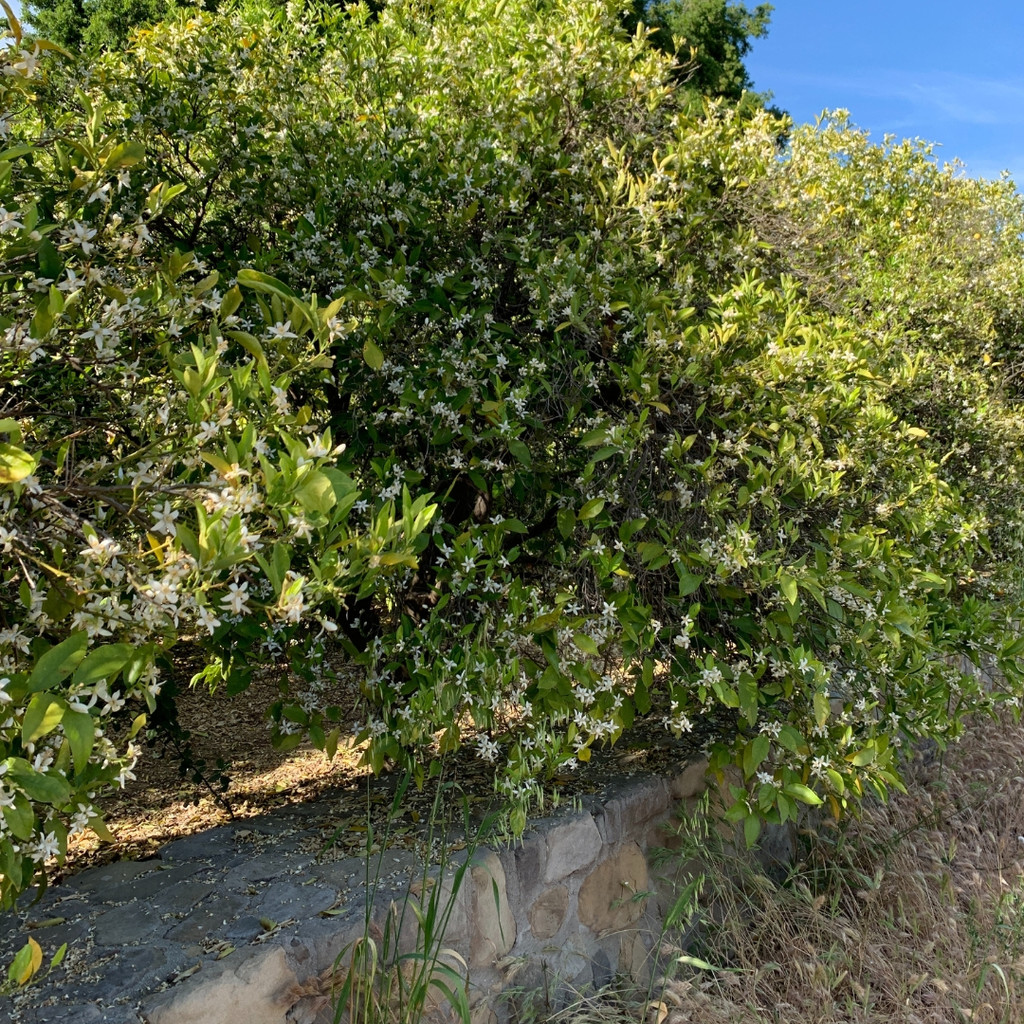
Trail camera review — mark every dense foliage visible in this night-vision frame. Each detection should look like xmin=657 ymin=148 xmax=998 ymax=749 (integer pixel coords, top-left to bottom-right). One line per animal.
xmin=1 ymin=0 xmax=1022 ymax=907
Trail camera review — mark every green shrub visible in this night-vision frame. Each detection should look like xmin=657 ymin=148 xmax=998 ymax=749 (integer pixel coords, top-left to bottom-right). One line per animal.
xmin=0 ymin=0 xmax=1022 ymax=906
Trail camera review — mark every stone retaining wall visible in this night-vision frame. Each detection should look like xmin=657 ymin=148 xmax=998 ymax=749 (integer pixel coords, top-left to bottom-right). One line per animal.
xmin=0 ymin=756 xmax=795 ymax=1024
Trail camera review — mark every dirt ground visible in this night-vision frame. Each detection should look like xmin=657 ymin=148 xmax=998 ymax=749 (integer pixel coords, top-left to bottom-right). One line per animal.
xmin=60 ymin=673 xmax=375 ymax=874
xmin=60 ymin=671 xmax=704 ymax=879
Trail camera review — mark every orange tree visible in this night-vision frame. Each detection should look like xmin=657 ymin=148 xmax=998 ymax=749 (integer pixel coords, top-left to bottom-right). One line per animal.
xmin=0 ymin=0 xmax=1022 ymax=904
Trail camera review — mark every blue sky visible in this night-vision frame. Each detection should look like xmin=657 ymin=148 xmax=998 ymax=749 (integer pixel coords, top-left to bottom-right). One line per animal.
xmin=744 ymin=1 xmax=1024 ymax=191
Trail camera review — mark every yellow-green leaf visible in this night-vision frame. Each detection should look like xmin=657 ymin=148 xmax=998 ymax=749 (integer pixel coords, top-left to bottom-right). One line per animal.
xmin=9 ymin=938 xmax=42 ymax=986
xmin=220 ymin=286 xmax=243 ymax=319
xmin=813 ymin=691 xmax=830 ymax=729
xmin=847 ymin=747 xmax=875 ymax=767
xmin=294 ymin=470 xmax=337 ymax=515
xmin=574 ymin=633 xmax=600 ymax=656
xmin=363 ymin=339 xmax=384 ymax=371
xmin=784 ymin=783 xmax=823 ymax=806
xmin=526 ymin=609 xmax=562 ymax=633
xmin=0 ymin=443 xmax=36 ymax=484
xmin=102 ymin=141 xmax=145 ymax=171
xmin=22 ymin=695 xmax=65 ymax=745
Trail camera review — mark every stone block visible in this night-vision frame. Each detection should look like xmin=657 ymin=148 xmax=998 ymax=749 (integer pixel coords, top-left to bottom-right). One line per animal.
xmin=595 ymin=777 xmax=671 ymax=845
xmin=591 ymin=946 xmax=613 ymax=990
xmin=471 ymin=850 xmax=516 ymax=967
xmin=543 ymin=815 xmax=602 ymax=883
xmin=471 ymin=1002 xmax=498 ymax=1024
xmin=15 ymin=1004 xmax=105 ymax=1024
xmin=670 ymin=758 xmax=709 ymax=801
xmin=619 ymin=931 xmax=649 ymax=984
xmin=754 ymin=821 xmax=797 ymax=881
xmin=577 ymin=843 xmax=648 ymax=936
xmin=142 ymin=947 xmax=299 ymax=1024
xmin=526 ymin=884 xmax=568 ymax=940
xmin=506 ymin=835 xmax=545 ymax=904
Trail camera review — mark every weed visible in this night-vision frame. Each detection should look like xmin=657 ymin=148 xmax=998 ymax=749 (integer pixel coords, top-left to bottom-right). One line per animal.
xmin=328 ymin=768 xmax=500 ymax=1024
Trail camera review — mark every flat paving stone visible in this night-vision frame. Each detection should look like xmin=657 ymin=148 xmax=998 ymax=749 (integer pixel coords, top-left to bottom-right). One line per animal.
xmin=12 ymin=1002 xmax=109 ymax=1024
xmin=92 ymin=902 xmax=167 ymax=947
xmin=228 ymin=849 xmax=314 ymax=883
xmin=223 ymin=914 xmax=264 ymax=943
xmin=251 ymin=881 xmax=323 ymax=922
xmin=105 ymin=863 xmax=205 ymax=903
xmin=161 ymin=893 xmax=249 ymax=944
xmin=66 ymin=860 xmax=160 ymax=897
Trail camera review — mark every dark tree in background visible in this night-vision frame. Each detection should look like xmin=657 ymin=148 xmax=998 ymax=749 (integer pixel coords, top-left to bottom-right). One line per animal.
xmin=24 ymin=0 xmax=189 ymax=50
xmin=624 ymin=0 xmax=776 ymax=112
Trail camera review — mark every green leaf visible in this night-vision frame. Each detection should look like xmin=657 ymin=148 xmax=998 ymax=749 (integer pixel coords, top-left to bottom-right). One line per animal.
xmin=744 ymin=815 xmax=762 ymax=849
xmin=37 ymin=238 xmax=62 ymax=281
xmin=225 ymin=330 xmax=266 ymax=364
xmin=779 ymin=573 xmax=798 ymax=606
xmin=1003 ymin=636 xmax=1024 ymax=657
xmin=777 ymin=724 xmax=805 ymax=754
xmin=747 ymin=734 xmax=770 ymax=775
xmin=738 ymin=673 xmax=758 ymax=727
xmin=813 ymin=691 xmax=830 ymax=729
xmin=633 ymin=677 xmax=650 ymax=715
xmin=556 ymin=508 xmax=576 ymax=539
xmin=103 ymin=141 xmax=145 ymax=170
xmin=677 ymin=571 xmax=702 ymax=597
xmin=0 ymin=144 xmax=33 ymax=162
xmin=236 ymin=268 xmax=297 ymax=299
xmin=507 ymin=438 xmax=532 ymax=469
xmin=579 ymin=498 xmax=605 ymax=520
xmin=72 ymin=644 xmax=131 ymax=687
xmin=0 ymin=419 xmax=22 ymax=442
xmin=28 ymin=633 xmax=88 ymax=692
xmin=6 ymin=760 xmax=71 ymax=805
xmin=574 ymin=633 xmax=600 ymax=656
xmin=362 ymin=339 xmax=384 ymax=371
xmin=61 ymin=708 xmax=95 ymax=773
xmin=3 ymin=795 xmax=34 ymax=840
xmin=638 ymin=541 xmax=665 ymax=565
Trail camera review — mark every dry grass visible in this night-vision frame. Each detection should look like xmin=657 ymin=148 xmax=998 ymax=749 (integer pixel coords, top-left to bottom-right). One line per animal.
xmin=554 ymin=710 xmax=1024 ymax=1024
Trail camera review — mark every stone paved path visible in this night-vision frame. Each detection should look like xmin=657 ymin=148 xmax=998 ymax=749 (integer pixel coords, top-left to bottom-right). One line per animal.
xmin=0 ymin=796 xmax=422 ymax=1024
